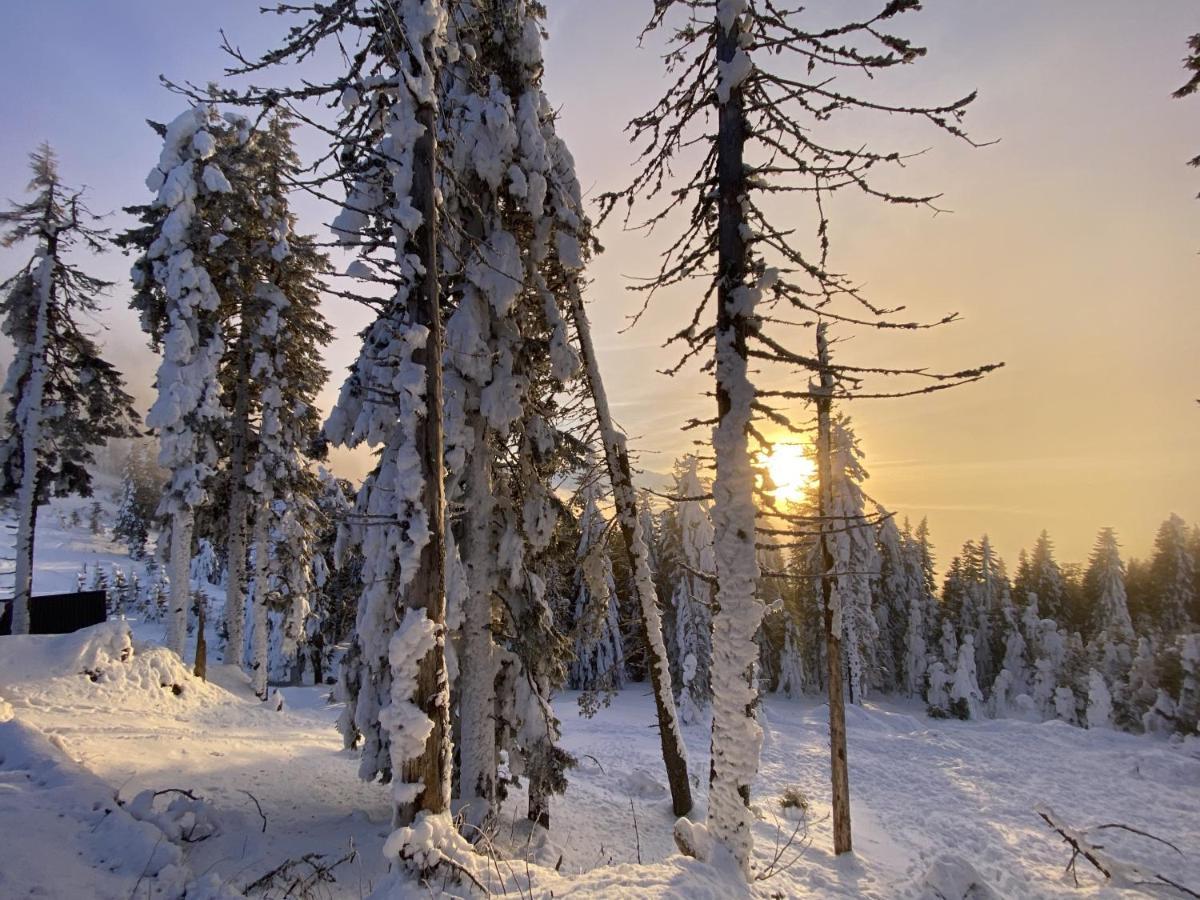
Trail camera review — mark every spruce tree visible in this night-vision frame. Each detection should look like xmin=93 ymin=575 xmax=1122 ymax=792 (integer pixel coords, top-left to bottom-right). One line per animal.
xmin=1146 ymin=514 xmax=1196 ymax=637
xmin=567 ymin=485 xmax=626 ymax=696
xmin=0 ymin=145 xmax=139 ymax=634
xmin=126 ymin=105 xmax=232 ymax=656
xmin=669 ymin=456 xmax=716 ymax=723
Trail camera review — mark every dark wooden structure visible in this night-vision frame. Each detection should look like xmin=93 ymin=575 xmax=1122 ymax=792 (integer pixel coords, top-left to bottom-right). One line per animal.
xmin=0 ymin=590 xmax=107 ymax=636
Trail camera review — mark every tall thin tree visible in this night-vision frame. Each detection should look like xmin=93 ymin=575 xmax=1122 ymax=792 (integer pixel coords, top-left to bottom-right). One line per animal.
xmin=0 ymin=146 xmax=139 ymax=634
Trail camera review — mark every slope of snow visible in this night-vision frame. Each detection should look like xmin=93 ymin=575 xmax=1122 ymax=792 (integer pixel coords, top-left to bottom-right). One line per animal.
xmin=0 ymin=507 xmax=1197 ymax=897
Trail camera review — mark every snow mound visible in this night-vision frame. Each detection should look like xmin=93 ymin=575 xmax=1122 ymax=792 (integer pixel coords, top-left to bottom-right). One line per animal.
xmin=0 ymin=620 xmax=134 ymax=683
xmin=616 ymin=767 xmax=669 ymax=799
xmin=0 ymin=621 xmax=227 ymax=712
xmin=919 ymin=854 xmax=1002 ymax=899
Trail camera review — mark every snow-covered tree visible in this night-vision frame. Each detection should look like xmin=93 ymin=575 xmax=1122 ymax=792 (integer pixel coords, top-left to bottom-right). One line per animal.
xmin=1084 ymin=527 xmax=1134 ymax=684
xmin=0 ymin=145 xmax=139 ymax=634
xmin=826 ymin=416 xmax=880 ymax=705
xmin=606 ymin=0 xmax=990 ymax=870
xmin=126 ymin=106 xmax=232 ymax=656
xmin=113 ymin=443 xmax=158 ymax=559
xmin=950 ymin=634 xmax=984 ymax=720
xmin=1086 ymin=669 xmax=1113 ymax=729
xmin=568 ymin=487 xmax=626 ymax=696
xmin=1015 ymin=531 xmax=1068 ymax=625
xmin=1146 ymin=514 xmax=1196 ymax=637
xmin=669 ymin=456 xmax=715 ymax=723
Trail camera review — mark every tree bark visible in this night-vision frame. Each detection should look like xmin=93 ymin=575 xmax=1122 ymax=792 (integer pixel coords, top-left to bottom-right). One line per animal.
xmin=251 ymin=502 xmax=270 ymax=700
xmin=816 ymin=323 xmax=852 ymax=855
xmin=458 ymin=415 xmax=497 ymax=831
xmin=569 ymin=290 xmax=693 ymax=817
xmin=167 ymin=509 xmax=193 ymax=657
xmin=11 ymin=244 xmax=56 ymax=636
xmin=705 ymin=9 xmax=763 ymax=878
xmin=223 ymin=339 xmax=251 ymax=666
xmin=396 ymin=98 xmax=451 ymax=825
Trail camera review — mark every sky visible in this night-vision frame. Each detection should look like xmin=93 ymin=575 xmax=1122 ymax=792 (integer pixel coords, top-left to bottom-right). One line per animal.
xmin=0 ymin=1 xmax=1196 ymax=572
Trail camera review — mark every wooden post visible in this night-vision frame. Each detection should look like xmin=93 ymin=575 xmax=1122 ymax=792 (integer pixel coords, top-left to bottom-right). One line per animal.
xmin=816 ymin=322 xmax=852 ymax=855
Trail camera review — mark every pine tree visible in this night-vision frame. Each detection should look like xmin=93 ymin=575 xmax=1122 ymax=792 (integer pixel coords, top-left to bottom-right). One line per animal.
xmin=1084 ymin=527 xmax=1134 ymax=684
xmin=950 ymin=634 xmax=984 ymax=720
xmin=125 ymin=106 xmax=232 ymax=656
xmin=827 ymin=416 xmax=880 ymax=704
xmin=238 ymin=115 xmax=332 ymax=697
xmin=0 ymin=145 xmax=139 ymax=633
xmin=567 ymin=486 xmax=626 ymax=697
xmin=1024 ymin=531 xmax=1068 ymax=624
xmin=1146 ymin=514 xmax=1196 ymax=637
xmin=113 ymin=444 xmax=156 ymax=558
xmin=670 ymin=456 xmax=715 ymax=723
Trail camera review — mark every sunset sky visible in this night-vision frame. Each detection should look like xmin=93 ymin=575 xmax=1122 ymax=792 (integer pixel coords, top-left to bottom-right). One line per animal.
xmin=0 ymin=0 xmax=1195 ymax=571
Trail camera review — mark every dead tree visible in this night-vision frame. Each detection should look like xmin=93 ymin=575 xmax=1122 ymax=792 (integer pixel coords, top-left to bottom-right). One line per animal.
xmin=602 ymin=0 xmax=998 ymax=873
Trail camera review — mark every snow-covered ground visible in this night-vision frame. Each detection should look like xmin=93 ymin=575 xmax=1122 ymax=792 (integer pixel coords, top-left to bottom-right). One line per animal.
xmin=1 ymin=503 xmax=1198 ymax=898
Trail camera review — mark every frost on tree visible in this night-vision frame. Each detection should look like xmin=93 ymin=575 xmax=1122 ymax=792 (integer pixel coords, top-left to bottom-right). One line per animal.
xmin=0 ymin=145 xmax=139 ymax=634
xmin=127 ymin=106 xmax=232 ymax=657
xmin=567 ymin=486 xmax=626 ymax=699
xmin=670 ymin=456 xmax=716 ymax=723
xmin=825 ymin=416 xmax=880 ymax=705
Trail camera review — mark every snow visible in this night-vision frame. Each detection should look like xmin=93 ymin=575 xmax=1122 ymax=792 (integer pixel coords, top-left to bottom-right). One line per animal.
xmin=3 ymin=573 xmax=1199 ymax=900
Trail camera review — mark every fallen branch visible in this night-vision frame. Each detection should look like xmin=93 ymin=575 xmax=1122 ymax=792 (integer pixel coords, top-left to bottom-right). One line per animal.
xmin=1036 ymin=805 xmax=1199 ymax=898
xmin=239 ymin=789 xmax=268 ymax=834
xmin=243 ymin=844 xmax=357 ymax=897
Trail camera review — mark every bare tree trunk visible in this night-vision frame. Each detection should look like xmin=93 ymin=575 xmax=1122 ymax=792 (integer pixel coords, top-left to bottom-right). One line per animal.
xmin=458 ymin=416 xmax=497 ymax=831
xmin=251 ymin=503 xmax=270 ymax=700
xmin=223 ymin=341 xmax=251 ymax=665
xmin=704 ymin=10 xmax=763 ymax=878
xmin=569 ymin=290 xmax=693 ymax=817
xmin=816 ymin=323 xmax=852 ymax=855
xmin=11 ymin=246 xmax=55 ymax=636
xmin=167 ymin=509 xmax=193 ymax=657
xmin=396 ymin=99 xmax=451 ymax=825
xmin=194 ymin=597 xmax=207 ymax=681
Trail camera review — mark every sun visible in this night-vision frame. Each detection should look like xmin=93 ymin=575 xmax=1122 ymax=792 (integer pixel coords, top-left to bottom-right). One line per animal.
xmin=759 ymin=443 xmax=816 ymax=506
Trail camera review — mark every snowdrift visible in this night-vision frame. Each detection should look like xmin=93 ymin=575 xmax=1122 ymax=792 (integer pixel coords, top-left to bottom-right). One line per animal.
xmin=0 ymin=620 xmax=227 ymax=713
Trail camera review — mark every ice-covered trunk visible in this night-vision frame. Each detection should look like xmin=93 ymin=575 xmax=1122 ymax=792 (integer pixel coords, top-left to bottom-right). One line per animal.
xmin=251 ymin=502 xmax=270 ymax=700
xmin=569 ymin=290 xmax=693 ymax=817
xmin=167 ymin=509 xmax=193 ymax=657
xmin=703 ymin=8 xmax=763 ymax=877
xmin=816 ymin=325 xmax=852 ymax=855
xmin=458 ymin=418 xmax=497 ymax=831
xmin=223 ymin=343 xmax=251 ymax=665
xmin=10 ymin=249 xmax=55 ymax=636
xmin=395 ymin=98 xmax=451 ymax=826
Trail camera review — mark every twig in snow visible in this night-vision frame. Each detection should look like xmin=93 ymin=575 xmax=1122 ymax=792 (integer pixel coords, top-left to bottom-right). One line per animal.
xmin=128 ymin=836 xmax=163 ymax=900
xmin=152 ymin=787 xmax=202 ymax=801
xmin=239 ymin=789 xmax=268 ymax=833
xmin=629 ymin=797 xmax=643 ymax=865
xmin=1037 ymin=806 xmax=1200 ymax=898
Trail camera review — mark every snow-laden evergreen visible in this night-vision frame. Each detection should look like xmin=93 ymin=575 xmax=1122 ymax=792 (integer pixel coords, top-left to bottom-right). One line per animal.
xmin=669 ymin=457 xmax=716 ymax=724
xmin=129 ymin=106 xmax=232 ymax=655
xmin=567 ymin=485 xmax=626 ymax=696
xmin=826 ymin=417 xmax=880 ymax=704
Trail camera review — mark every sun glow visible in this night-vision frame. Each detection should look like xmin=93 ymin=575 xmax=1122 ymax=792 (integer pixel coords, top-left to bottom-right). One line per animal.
xmin=760 ymin=443 xmax=816 ymax=506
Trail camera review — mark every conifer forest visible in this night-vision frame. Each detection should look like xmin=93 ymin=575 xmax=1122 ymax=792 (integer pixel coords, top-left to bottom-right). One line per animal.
xmin=0 ymin=2 xmax=1196 ymax=898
